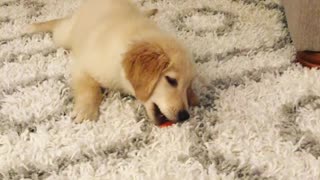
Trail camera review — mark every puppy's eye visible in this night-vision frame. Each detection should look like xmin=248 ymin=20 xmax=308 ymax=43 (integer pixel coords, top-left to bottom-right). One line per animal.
xmin=165 ymin=76 xmax=177 ymax=87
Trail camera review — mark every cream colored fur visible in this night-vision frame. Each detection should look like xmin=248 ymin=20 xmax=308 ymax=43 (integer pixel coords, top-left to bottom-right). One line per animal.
xmin=29 ymin=0 xmax=197 ymax=124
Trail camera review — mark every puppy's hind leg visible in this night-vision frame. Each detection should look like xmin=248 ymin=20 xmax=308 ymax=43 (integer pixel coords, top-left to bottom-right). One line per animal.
xmin=71 ymin=65 xmax=103 ymax=123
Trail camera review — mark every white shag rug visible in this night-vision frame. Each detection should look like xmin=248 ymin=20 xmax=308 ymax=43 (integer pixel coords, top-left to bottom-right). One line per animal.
xmin=1 ymin=0 xmax=320 ymax=179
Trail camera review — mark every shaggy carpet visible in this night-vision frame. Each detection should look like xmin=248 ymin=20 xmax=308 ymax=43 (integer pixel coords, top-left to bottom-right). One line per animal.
xmin=1 ymin=0 xmax=320 ymax=179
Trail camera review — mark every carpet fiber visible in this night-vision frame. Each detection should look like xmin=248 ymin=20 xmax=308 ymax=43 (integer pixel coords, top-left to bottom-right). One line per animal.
xmin=1 ymin=0 xmax=320 ymax=179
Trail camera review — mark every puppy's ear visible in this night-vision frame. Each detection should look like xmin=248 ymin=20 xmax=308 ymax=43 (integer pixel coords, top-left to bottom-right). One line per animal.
xmin=187 ymin=85 xmax=199 ymax=106
xmin=123 ymin=41 xmax=169 ymax=101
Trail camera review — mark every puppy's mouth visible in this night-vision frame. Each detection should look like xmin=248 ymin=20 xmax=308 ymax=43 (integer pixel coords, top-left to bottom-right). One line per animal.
xmin=153 ymin=103 xmax=170 ymax=124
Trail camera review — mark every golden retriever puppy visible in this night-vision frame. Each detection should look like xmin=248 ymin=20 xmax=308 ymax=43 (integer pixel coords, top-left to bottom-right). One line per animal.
xmin=29 ymin=0 xmax=199 ymax=125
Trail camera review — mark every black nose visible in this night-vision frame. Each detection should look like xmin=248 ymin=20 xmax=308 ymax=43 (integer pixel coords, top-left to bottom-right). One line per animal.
xmin=177 ymin=110 xmax=190 ymax=122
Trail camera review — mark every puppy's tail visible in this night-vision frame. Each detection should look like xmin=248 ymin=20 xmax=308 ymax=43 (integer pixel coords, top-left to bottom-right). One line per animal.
xmin=27 ymin=17 xmax=72 ymax=49
xmin=27 ymin=19 xmax=61 ymax=33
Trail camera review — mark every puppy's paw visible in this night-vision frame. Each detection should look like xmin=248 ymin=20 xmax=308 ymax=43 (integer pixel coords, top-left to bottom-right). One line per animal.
xmin=144 ymin=8 xmax=158 ymax=17
xmin=148 ymin=8 xmax=158 ymax=16
xmin=71 ymin=104 xmax=99 ymax=123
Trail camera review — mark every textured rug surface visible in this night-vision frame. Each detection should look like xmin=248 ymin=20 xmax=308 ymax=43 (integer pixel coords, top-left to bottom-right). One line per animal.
xmin=1 ymin=0 xmax=320 ymax=179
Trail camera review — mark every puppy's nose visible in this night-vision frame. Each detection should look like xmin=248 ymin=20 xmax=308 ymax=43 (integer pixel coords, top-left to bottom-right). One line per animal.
xmin=177 ymin=110 xmax=190 ymax=122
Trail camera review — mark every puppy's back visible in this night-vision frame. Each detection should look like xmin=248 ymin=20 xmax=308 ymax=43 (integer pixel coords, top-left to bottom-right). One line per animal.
xmin=70 ymin=0 xmax=143 ymax=45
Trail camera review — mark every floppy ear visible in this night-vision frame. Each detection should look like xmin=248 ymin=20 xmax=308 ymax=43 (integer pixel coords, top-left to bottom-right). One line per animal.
xmin=122 ymin=41 xmax=169 ymax=102
xmin=187 ymin=85 xmax=199 ymax=106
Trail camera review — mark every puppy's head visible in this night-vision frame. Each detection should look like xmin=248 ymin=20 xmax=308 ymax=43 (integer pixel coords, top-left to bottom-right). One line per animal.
xmin=123 ymin=40 xmax=199 ymax=125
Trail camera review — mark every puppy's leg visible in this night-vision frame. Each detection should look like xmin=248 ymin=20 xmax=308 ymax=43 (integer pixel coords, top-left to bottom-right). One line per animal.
xmin=143 ymin=8 xmax=158 ymax=17
xmin=71 ymin=66 xmax=102 ymax=123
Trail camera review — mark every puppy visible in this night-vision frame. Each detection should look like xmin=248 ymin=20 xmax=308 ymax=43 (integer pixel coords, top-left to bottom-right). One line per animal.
xmin=29 ymin=0 xmax=199 ymax=125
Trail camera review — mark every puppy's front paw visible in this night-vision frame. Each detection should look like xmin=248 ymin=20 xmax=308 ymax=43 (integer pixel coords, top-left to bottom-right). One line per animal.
xmin=71 ymin=104 xmax=99 ymax=123
xmin=144 ymin=8 xmax=158 ymax=17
